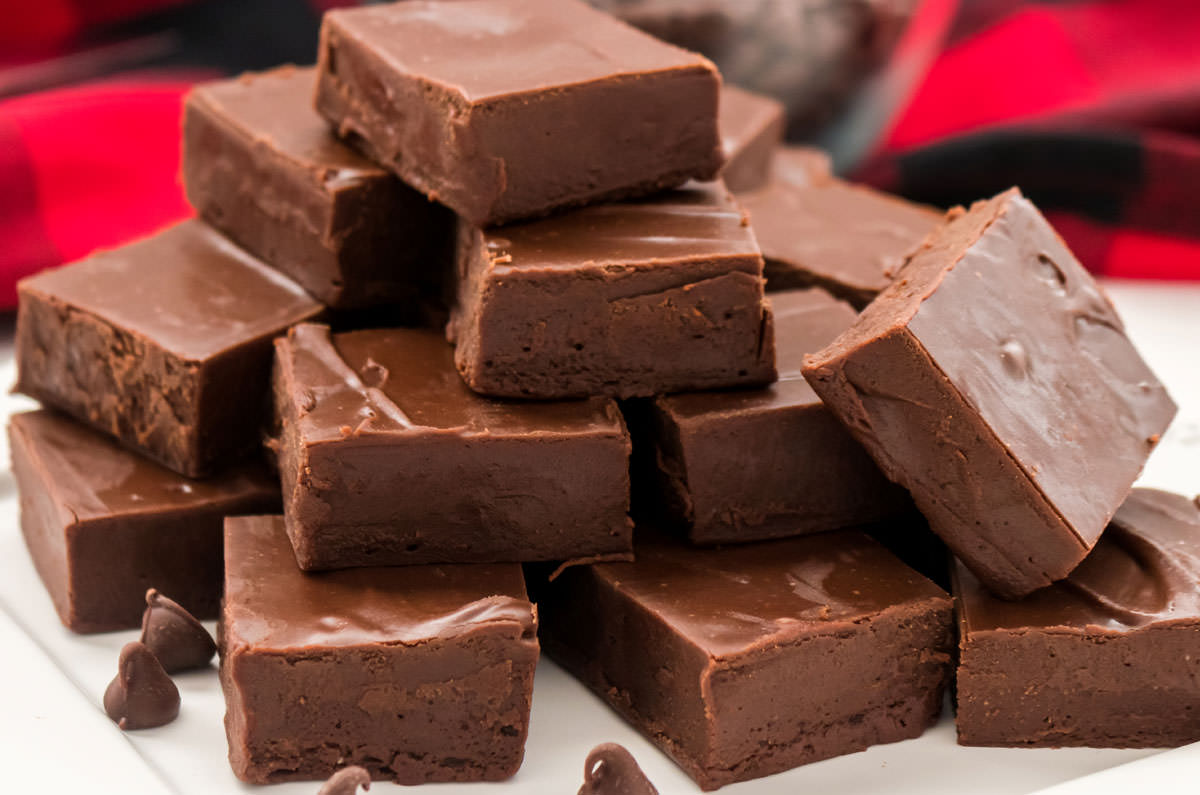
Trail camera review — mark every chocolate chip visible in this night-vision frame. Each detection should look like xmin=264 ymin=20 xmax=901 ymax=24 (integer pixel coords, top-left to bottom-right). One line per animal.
xmin=103 ymin=642 xmax=180 ymax=730
xmin=579 ymin=743 xmax=657 ymax=795
xmin=318 ymin=765 xmax=371 ymax=795
xmin=139 ymin=588 xmax=217 ymax=673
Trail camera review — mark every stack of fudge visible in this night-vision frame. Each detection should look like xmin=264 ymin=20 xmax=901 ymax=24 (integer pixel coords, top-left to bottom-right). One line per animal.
xmin=9 ymin=0 xmax=1196 ymax=790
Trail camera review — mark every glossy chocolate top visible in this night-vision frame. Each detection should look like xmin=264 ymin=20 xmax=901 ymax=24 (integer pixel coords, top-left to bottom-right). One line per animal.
xmin=20 ymin=220 xmax=321 ymax=361
xmin=325 ymin=0 xmax=716 ymax=103
xmin=591 ymin=530 xmax=947 ymax=658
xmin=900 ymin=189 xmax=1172 ymax=547
xmin=483 ymin=182 xmax=760 ymax=272
xmin=958 ymin=489 xmax=1200 ymax=633
xmin=661 ymin=288 xmax=856 ymax=418
xmin=189 ymin=66 xmax=385 ymax=183
xmin=282 ymin=324 xmax=625 ymax=441
xmin=9 ymin=410 xmax=277 ymax=521
xmin=741 ymin=179 xmax=940 ymax=294
xmin=223 ymin=515 xmax=535 ymax=650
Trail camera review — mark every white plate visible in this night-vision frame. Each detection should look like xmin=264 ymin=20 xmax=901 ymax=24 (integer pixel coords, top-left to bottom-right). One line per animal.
xmin=1 ymin=278 xmax=1198 ymax=795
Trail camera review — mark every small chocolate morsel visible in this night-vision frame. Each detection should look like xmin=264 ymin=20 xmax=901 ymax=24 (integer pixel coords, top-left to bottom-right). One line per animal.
xmin=318 ymin=766 xmax=371 ymax=795
xmin=579 ymin=744 xmax=658 ymax=795
xmin=139 ymin=589 xmax=217 ymax=673
xmin=103 ymin=642 xmax=180 ymax=730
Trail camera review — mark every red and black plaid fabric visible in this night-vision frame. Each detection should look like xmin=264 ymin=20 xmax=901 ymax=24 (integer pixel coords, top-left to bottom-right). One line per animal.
xmin=858 ymin=0 xmax=1200 ymax=281
xmin=1 ymin=0 xmax=1197 ymax=310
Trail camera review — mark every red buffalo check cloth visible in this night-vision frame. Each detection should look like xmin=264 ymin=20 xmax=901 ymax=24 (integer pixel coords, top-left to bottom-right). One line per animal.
xmin=1 ymin=0 xmax=1198 ymax=310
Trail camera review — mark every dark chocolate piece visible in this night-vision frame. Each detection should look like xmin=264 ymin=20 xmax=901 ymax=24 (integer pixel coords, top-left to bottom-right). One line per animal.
xmin=315 ymin=0 xmax=723 ymax=226
xmin=272 ymin=323 xmax=632 ymax=570
xmin=579 ymin=744 xmax=658 ymax=795
xmin=450 ymin=181 xmax=776 ymax=399
xmin=9 ymin=410 xmax=279 ymax=633
xmin=103 ymin=642 xmax=181 ymax=731
xmin=638 ymin=288 xmax=909 ymax=544
xmin=956 ymin=488 xmax=1200 ymax=747
xmin=718 ymin=84 xmax=785 ymax=192
xmin=15 ymin=220 xmax=323 ymax=476
xmin=184 ymin=66 xmax=453 ymax=310
xmin=540 ymin=530 xmax=953 ymax=790
xmin=803 ymin=188 xmax=1177 ymax=598
xmin=318 ymin=767 xmax=372 ymax=795
xmin=220 ymin=515 xmax=539 ymax=784
xmin=139 ymin=589 xmax=217 ymax=673
xmin=740 ymin=178 xmax=940 ymax=307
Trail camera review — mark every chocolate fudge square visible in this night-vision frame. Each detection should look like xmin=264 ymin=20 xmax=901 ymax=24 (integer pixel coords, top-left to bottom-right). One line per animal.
xmin=314 ymin=0 xmax=723 ymax=226
xmin=220 ymin=515 xmax=538 ymax=783
xmin=450 ymin=182 xmax=776 ymax=399
xmin=9 ymin=410 xmax=278 ymax=633
xmin=538 ymin=530 xmax=954 ymax=790
xmin=956 ymin=488 xmax=1200 ymax=747
xmin=273 ymin=323 xmax=632 ymax=570
xmin=803 ymin=189 xmax=1176 ymax=598
xmin=718 ymin=84 xmax=785 ymax=192
xmin=638 ymin=288 xmax=909 ymax=544
xmin=740 ymin=178 xmax=941 ymax=307
xmin=184 ymin=66 xmax=453 ymax=309
xmin=16 ymin=220 xmax=323 ymax=477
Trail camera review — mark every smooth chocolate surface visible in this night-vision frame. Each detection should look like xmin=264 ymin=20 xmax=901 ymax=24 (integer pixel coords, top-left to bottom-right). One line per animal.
xmin=803 ymin=188 xmax=1176 ymax=598
xmin=640 ymin=288 xmax=909 ymax=544
xmin=15 ymin=220 xmax=323 ymax=476
xmin=718 ymin=84 xmax=785 ymax=192
xmin=184 ymin=66 xmax=453 ymax=309
xmin=450 ymin=181 xmax=776 ymax=399
xmin=273 ymin=323 xmax=632 ymax=569
xmin=220 ymin=515 xmax=538 ymax=783
xmin=740 ymin=178 xmax=940 ymax=307
xmin=9 ymin=410 xmax=279 ymax=633
xmin=315 ymin=0 xmax=723 ymax=226
xmin=956 ymin=488 xmax=1200 ymax=747
xmin=539 ymin=530 xmax=953 ymax=790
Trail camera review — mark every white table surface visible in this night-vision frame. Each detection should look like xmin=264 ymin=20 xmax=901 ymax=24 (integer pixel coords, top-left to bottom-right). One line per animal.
xmin=1 ymin=278 xmax=1197 ymax=795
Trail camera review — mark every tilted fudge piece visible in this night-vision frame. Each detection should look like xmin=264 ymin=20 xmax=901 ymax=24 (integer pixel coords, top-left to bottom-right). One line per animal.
xmin=740 ymin=178 xmax=940 ymax=307
xmin=539 ymin=530 xmax=953 ymax=790
xmin=184 ymin=66 xmax=454 ymax=309
xmin=16 ymin=220 xmax=324 ymax=477
xmin=803 ymin=188 xmax=1176 ymax=598
xmin=450 ymin=181 xmax=775 ymax=399
xmin=220 ymin=515 xmax=538 ymax=783
xmin=956 ymin=488 xmax=1200 ymax=747
xmin=9 ymin=410 xmax=278 ymax=633
xmin=718 ymin=84 xmax=785 ymax=192
xmin=315 ymin=0 xmax=723 ymax=226
xmin=634 ymin=288 xmax=909 ymax=544
xmin=273 ymin=323 xmax=632 ymax=570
